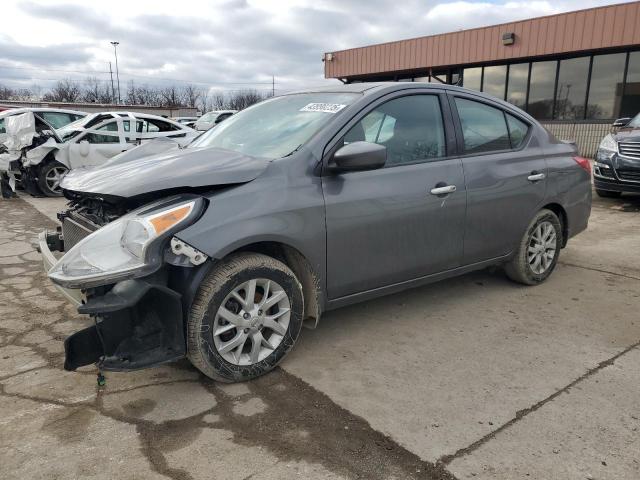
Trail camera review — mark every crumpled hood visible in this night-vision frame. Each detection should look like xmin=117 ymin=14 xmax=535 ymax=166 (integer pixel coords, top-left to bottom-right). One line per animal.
xmin=60 ymin=146 xmax=272 ymax=198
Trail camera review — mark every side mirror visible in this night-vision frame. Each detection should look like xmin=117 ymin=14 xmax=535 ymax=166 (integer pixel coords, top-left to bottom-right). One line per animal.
xmin=79 ymin=140 xmax=90 ymax=157
xmin=612 ymin=117 xmax=631 ymax=128
xmin=329 ymin=141 xmax=386 ymax=173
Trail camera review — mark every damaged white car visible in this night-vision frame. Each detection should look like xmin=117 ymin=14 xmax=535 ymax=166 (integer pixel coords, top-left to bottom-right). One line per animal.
xmin=1 ymin=111 xmax=198 ymax=197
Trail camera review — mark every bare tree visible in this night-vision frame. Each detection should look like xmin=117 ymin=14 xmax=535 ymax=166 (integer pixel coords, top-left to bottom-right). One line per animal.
xmin=43 ymin=79 xmax=82 ymax=102
xmin=181 ymin=84 xmax=203 ymax=108
xmin=83 ymin=77 xmax=113 ymax=103
xmin=159 ymin=85 xmax=181 ymax=107
xmin=226 ymin=89 xmax=266 ymax=110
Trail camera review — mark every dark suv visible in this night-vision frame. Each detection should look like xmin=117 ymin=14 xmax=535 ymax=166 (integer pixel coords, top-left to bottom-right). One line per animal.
xmin=594 ymin=113 xmax=640 ymax=197
xmin=39 ymin=83 xmax=592 ymax=383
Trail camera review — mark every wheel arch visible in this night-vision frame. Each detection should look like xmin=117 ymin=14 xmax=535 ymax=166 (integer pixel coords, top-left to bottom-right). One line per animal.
xmin=541 ymin=202 xmax=568 ymax=248
xmin=224 ymin=241 xmax=323 ymax=328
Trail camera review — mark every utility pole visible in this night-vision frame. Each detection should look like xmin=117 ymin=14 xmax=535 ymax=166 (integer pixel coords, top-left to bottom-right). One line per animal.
xmin=108 ymin=62 xmax=115 ymax=103
xmin=272 ymin=75 xmax=275 ymax=97
xmin=110 ymin=41 xmax=121 ymax=104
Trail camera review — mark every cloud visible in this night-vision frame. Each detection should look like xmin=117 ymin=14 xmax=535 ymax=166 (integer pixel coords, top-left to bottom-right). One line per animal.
xmin=0 ymin=0 xmax=633 ymax=92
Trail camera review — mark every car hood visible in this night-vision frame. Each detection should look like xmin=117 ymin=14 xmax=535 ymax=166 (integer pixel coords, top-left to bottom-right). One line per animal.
xmin=613 ymin=128 xmax=640 ymax=143
xmin=61 ymin=145 xmax=272 ymax=198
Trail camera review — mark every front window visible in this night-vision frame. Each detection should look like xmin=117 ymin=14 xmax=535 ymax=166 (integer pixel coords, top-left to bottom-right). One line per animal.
xmin=190 ymin=93 xmax=359 ymax=158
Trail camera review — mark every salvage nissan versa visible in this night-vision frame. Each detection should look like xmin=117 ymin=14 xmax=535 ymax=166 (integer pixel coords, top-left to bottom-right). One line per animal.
xmin=39 ymin=83 xmax=592 ymax=383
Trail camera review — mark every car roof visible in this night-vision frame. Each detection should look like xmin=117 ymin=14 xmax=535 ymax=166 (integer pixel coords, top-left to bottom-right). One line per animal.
xmin=202 ymin=110 xmax=237 ymax=115
xmin=0 ymin=107 xmax=88 ymax=118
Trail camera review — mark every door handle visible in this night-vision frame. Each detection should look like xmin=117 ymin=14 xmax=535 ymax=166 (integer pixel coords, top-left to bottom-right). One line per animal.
xmin=527 ymin=172 xmax=546 ymax=182
xmin=430 ymin=184 xmax=456 ymax=195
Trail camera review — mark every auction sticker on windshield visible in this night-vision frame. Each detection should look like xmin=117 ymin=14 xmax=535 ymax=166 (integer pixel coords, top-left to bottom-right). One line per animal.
xmin=300 ymin=103 xmax=347 ymax=114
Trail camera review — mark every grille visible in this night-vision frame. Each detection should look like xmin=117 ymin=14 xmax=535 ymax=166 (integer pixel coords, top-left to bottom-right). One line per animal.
xmin=618 ymin=142 xmax=640 ymax=160
xmin=62 ymin=216 xmax=97 ymax=250
xmin=617 ymin=170 xmax=640 ymax=182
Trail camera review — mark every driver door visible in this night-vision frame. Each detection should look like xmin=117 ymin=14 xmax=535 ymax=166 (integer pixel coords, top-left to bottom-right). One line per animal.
xmin=322 ymin=92 xmax=466 ymax=299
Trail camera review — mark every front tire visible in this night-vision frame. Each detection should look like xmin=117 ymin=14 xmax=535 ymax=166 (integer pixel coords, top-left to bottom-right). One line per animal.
xmin=187 ymin=253 xmax=304 ymax=382
xmin=504 ymin=209 xmax=562 ymax=285
xmin=37 ymin=161 xmax=68 ymax=197
xmin=595 ymin=189 xmax=622 ymax=198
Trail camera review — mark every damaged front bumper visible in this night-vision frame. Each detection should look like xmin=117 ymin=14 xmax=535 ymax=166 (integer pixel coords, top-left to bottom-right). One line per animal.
xmin=39 ymin=229 xmax=187 ymax=372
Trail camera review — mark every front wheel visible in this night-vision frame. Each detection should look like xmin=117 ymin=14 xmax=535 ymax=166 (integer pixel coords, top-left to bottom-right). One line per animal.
xmin=595 ymin=189 xmax=622 ymax=198
xmin=187 ymin=253 xmax=304 ymax=382
xmin=504 ymin=209 xmax=563 ymax=285
xmin=37 ymin=161 xmax=68 ymax=197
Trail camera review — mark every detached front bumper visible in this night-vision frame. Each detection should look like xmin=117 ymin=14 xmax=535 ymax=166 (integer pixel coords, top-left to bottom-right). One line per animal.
xmin=39 ymin=229 xmax=187 ymax=372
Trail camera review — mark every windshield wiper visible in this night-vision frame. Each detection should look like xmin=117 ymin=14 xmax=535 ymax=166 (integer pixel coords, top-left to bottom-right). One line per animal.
xmin=282 ymin=144 xmax=303 ymax=158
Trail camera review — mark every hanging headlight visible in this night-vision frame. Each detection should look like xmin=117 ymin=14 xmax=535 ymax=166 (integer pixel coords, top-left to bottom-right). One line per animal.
xmin=49 ymin=198 xmax=204 ymax=289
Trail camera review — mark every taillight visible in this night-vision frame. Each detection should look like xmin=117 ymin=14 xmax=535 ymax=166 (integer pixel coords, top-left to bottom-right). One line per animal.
xmin=573 ymin=156 xmax=591 ymax=174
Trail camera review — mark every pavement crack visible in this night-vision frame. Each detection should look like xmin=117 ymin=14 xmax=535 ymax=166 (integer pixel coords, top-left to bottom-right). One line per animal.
xmin=558 ymin=261 xmax=640 ymax=281
xmin=438 ymin=339 xmax=640 ymax=465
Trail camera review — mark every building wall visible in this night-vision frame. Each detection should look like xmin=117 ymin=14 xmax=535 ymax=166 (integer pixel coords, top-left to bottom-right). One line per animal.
xmin=541 ymin=122 xmax=613 ymax=158
xmin=325 ymin=2 xmax=640 ymax=79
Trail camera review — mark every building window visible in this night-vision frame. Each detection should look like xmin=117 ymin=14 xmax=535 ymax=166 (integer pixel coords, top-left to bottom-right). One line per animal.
xmin=621 ymin=51 xmax=640 ymax=118
xmin=527 ymin=61 xmax=557 ymax=120
xmin=587 ymin=53 xmax=626 ymax=120
xmin=554 ymin=57 xmax=589 ymax=120
xmin=506 ymin=63 xmax=528 ymax=110
xmin=482 ymin=65 xmax=507 ymax=100
xmin=463 ymin=67 xmax=482 ymax=91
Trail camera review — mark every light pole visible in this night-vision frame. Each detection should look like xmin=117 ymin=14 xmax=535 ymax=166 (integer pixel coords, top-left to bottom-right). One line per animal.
xmin=110 ymin=41 xmax=121 ymax=104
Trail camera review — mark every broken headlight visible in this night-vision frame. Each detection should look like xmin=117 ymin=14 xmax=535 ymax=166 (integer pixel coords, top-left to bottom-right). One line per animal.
xmin=48 ymin=197 xmax=205 ymax=289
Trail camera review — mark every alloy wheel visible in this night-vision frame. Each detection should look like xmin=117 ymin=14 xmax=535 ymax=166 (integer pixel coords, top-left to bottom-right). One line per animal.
xmin=527 ymin=220 xmax=557 ymax=275
xmin=213 ymin=278 xmax=291 ymax=366
xmin=45 ymin=166 xmax=68 ymax=194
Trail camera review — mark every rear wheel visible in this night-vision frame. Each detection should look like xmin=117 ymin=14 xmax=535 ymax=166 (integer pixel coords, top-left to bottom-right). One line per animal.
xmin=37 ymin=161 xmax=68 ymax=197
xmin=595 ymin=189 xmax=622 ymax=198
xmin=504 ymin=209 xmax=562 ymax=285
xmin=187 ymin=253 xmax=304 ymax=382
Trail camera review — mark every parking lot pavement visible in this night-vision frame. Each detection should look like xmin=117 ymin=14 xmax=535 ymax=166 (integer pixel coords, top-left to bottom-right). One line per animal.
xmin=1 ymin=193 xmax=639 ymax=480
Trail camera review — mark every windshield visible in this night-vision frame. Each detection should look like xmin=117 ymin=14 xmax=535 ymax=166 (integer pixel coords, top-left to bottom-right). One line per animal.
xmin=189 ymin=93 xmax=359 ymax=158
xmin=199 ymin=112 xmax=218 ymax=122
xmin=56 ymin=115 xmax=93 ymax=141
xmin=627 ymin=113 xmax=640 ymax=128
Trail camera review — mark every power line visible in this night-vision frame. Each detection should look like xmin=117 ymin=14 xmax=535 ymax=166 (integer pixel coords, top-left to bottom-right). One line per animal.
xmin=0 ymin=63 xmax=277 ymax=87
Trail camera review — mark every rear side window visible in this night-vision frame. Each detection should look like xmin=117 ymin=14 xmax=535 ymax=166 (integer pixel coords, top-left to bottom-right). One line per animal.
xmin=455 ymin=98 xmax=510 ymax=154
xmin=506 ymin=114 xmax=529 ymax=149
xmin=0 ymin=118 xmax=4 ymax=134
xmin=343 ymin=94 xmax=446 ymax=166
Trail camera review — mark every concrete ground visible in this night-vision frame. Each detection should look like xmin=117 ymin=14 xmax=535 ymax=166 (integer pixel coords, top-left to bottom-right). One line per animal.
xmin=1 ymin=192 xmax=639 ymax=480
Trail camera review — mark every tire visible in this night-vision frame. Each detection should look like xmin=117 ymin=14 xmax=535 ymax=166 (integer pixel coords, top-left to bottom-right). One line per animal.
xmin=504 ymin=209 xmax=563 ymax=286
xmin=595 ymin=189 xmax=622 ymax=198
xmin=37 ymin=161 xmax=68 ymax=197
xmin=187 ymin=252 xmax=304 ymax=382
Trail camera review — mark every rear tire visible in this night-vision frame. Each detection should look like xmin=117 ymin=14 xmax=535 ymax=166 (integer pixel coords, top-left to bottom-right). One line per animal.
xmin=595 ymin=189 xmax=622 ymax=198
xmin=37 ymin=161 xmax=68 ymax=197
xmin=187 ymin=253 xmax=304 ymax=382
xmin=504 ymin=209 xmax=562 ymax=286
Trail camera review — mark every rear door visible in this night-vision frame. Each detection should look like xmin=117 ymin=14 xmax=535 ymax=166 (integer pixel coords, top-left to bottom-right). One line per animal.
xmin=448 ymin=93 xmax=546 ymax=264
xmin=323 ymin=91 xmax=466 ymax=299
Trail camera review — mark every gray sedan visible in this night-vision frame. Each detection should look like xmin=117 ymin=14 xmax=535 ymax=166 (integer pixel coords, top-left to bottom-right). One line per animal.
xmin=41 ymin=83 xmax=592 ymax=383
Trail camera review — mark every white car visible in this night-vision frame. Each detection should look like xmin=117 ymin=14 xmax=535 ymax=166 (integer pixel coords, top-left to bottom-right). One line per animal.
xmin=2 ymin=111 xmax=199 ymax=196
xmin=0 ymin=107 xmax=86 ymax=144
xmin=194 ymin=110 xmax=236 ymax=131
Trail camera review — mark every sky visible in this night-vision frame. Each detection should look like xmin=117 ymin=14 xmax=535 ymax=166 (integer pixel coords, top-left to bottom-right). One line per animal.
xmin=0 ymin=0 xmax=634 ymax=95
